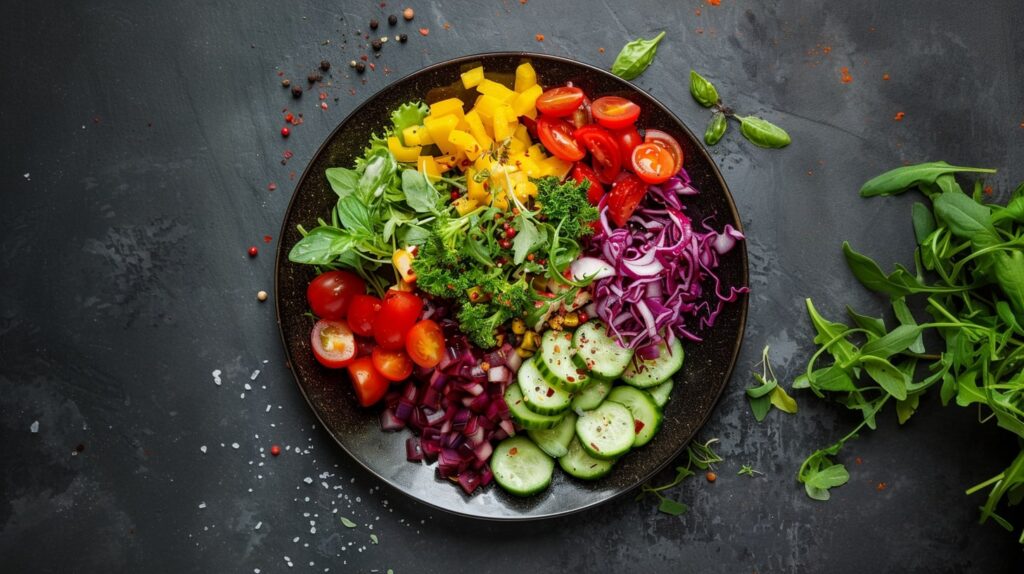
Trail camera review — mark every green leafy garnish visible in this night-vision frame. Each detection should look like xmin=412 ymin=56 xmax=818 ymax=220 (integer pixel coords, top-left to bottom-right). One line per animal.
xmin=747 ymin=345 xmax=798 ymax=421
xmin=610 ymin=31 xmax=666 ymax=80
xmin=738 ymin=464 xmax=763 ymax=478
xmin=390 ymin=101 xmax=429 ymax=143
xmin=340 ymin=517 xmax=357 ymax=528
xmin=637 ymin=438 xmax=722 ymax=516
xmin=688 ymin=69 xmax=790 ymax=149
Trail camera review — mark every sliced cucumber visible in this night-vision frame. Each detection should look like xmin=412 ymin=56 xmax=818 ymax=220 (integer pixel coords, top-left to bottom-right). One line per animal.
xmin=528 ymin=412 xmax=578 ymax=458
xmin=559 ymin=436 xmax=615 ymax=480
xmin=518 ymin=358 xmax=572 ymax=415
xmin=606 ymin=386 xmax=663 ymax=447
xmin=647 ymin=380 xmax=674 ymax=408
xmin=571 ymin=378 xmax=612 ymax=413
xmin=622 ymin=337 xmax=684 ymax=389
xmin=572 ymin=321 xmax=634 ymax=379
xmin=536 ymin=330 xmax=590 ymax=392
xmin=491 ymin=436 xmax=554 ymax=496
xmin=575 ymin=401 xmax=635 ymax=460
xmin=504 ymin=383 xmax=565 ymax=430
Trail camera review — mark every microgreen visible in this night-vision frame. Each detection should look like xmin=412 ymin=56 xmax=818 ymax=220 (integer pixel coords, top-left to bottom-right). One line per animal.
xmin=738 ymin=464 xmax=763 ymax=478
xmin=747 ymin=346 xmax=798 ymax=421
xmin=637 ymin=438 xmax=722 ymax=516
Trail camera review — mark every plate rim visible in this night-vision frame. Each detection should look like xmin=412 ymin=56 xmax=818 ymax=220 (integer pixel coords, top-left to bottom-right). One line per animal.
xmin=274 ymin=51 xmax=749 ymax=521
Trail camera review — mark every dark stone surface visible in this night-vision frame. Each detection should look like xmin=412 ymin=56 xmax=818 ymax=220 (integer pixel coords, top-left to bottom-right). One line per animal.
xmin=2 ymin=0 xmax=1022 ymax=572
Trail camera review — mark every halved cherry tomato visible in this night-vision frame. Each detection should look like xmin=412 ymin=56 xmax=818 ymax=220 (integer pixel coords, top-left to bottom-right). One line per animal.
xmin=372 ymin=347 xmax=414 ymax=382
xmin=536 ymin=116 xmax=585 ymax=162
xmin=612 ymin=127 xmax=642 ymax=167
xmin=643 ymin=129 xmax=684 ymax=176
xmin=405 ymin=319 xmax=445 ymax=368
xmin=571 ymin=96 xmax=592 ymax=129
xmin=307 ymin=271 xmax=365 ymax=320
xmin=374 ymin=290 xmax=424 ymax=350
xmin=347 ymin=294 xmax=382 ymax=337
xmin=571 ymin=163 xmax=605 ymax=205
xmin=535 ymin=86 xmax=585 ymax=117
xmin=347 ymin=356 xmax=389 ymax=407
xmin=310 ymin=319 xmax=357 ymax=369
xmin=591 ymin=96 xmax=641 ymax=130
xmin=630 ymin=142 xmax=675 ymax=185
xmin=573 ymin=125 xmax=622 ymax=184
xmin=606 ymin=174 xmax=648 ymax=227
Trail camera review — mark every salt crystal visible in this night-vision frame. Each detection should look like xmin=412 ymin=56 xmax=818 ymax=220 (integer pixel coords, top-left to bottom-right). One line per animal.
xmin=200 ymin=445 xmax=207 ymax=454
xmin=321 ymin=482 xmax=329 ymax=489
xmin=266 ymin=404 xmax=272 ymax=413
xmin=303 ymin=477 xmax=313 ymax=484
xmin=212 ymin=369 xmax=222 ymax=386
xmin=292 ymin=536 xmax=300 ymax=543
xmin=250 ymin=369 xmax=261 ymax=380
xmin=254 ymin=521 xmax=262 ymax=530
xmin=198 ymin=502 xmax=207 ymax=509
xmin=232 ymin=442 xmax=240 ymax=449
xmin=244 ymin=383 xmax=252 ymax=391
xmin=255 ymin=570 xmax=261 ymax=574
xmin=310 ymin=526 xmax=316 ymax=534
xmin=240 ymin=393 xmax=245 ymax=399
xmin=23 ymin=173 xmax=30 ymax=179
xmin=29 ymin=421 xmax=39 ymax=433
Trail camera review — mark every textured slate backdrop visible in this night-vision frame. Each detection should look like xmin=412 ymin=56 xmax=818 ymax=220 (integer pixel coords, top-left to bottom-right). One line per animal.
xmin=2 ymin=1 xmax=1023 ymax=572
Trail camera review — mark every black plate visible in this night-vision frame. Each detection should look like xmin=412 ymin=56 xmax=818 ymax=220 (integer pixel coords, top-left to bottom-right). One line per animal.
xmin=275 ymin=52 xmax=748 ymax=520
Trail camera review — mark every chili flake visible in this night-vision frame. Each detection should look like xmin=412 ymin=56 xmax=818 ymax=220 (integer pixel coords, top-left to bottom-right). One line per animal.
xmin=419 ymin=27 xmax=429 ymax=36
xmin=535 ymin=33 xmax=545 ymax=42
xmin=893 ymin=111 xmax=905 ymax=121
xmin=840 ymin=66 xmax=853 ymax=84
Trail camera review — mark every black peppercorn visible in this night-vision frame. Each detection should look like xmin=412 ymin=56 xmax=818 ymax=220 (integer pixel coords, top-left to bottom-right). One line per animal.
xmin=291 ymin=86 xmax=303 ymax=98
xmin=281 ymin=78 xmax=291 ymax=87
xmin=369 ymin=18 xmax=379 ymax=30
xmin=354 ymin=62 xmax=366 ymax=73
xmin=371 ymin=38 xmax=382 ymax=51
xmin=388 ymin=14 xmax=398 ymax=25
xmin=319 ymin=60 xmax=331 ymax=71
xmin=307 ymin=72 xmax=322 ymax=84
xmin=398 ymin=33 xmax=408 ymax=43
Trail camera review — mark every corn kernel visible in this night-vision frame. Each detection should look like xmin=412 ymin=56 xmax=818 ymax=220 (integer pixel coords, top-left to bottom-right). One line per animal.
xmin=511 ymin=318 xmax=527 ymax=335
xmin=562 ymin=313 xmax=580 ymax=328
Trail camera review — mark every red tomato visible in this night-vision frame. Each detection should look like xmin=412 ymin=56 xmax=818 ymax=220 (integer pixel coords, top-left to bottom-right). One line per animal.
xmin=591 ymin=96 xmax=641 ymax=130
xmin=307 ymin=271 xmax=366 ymax=320
xmin=613 ymin=127 xmax=642 ymax=167
xmin=606 ymin=174 xmax=648 ymax=227
xmin=571 ymin=96 xmax=593 ymax=129
xmin=571 ymin=163 xmax=605 ymax=205
xmin=630 ymin=143 xmax=675 ymax=184
xmin=405 ymin=319 xmax=445 ymax=368
xmin=536 ymin=116 xmax=585 ymax=162
xmin=310 ymin=319 xmax=357 ymax=369
xmin=347 ymin=356 xmax=389 ymax=407
xmin=347 ymin=294 xmax=382 ymax=337
xmin=374 ymin=290 xmax=424 ymax=350
xmin=372 ymin=347 xmax=414 ymax=382
xmin=643 ymin=129 xmax=684 ymax=176
xmin=573 ymin=125 xmax=622 ymax=183
xmin=535 ymin=86 xmax=585 ymax=117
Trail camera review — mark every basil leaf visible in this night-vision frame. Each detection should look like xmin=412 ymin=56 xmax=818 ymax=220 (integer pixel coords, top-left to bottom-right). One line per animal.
xmin=737 ymin=115 xmax=791 ymax=149
xmin=326 ymin=167 xmax=360 ymax=198
xmin=858 ymin=161 xmax=996 ymax=197
xmin=749 ymin=395 xmax=772 ymax=422
xmin=610 ymin=31 xmax=666 ymax=80
xmin=336 ymin=195 xmax=373 ymax=235
xmin=396 ymin=223 xmax=431 ymax=246
xmin=359 ymin=149 xmax=398 ymax=200
xmin=862 ymin=356 xmax=909 ymax=400
xmin=689 ymin=70 xmax=720 ymax=108
xmin=911 ymin=202 xmax=936 ymax=245
xmin=704 ymin=112 xmax=727 ymax=145
xmin=288 ymin=227 xmax=353 ymax=265
xmin=401 ymin=169 xmax=439 ymax=214
xmin=992 ymin=196 xmax=1024 ymax=225
xmin=804 ymin=462 xmax=850 ymax=501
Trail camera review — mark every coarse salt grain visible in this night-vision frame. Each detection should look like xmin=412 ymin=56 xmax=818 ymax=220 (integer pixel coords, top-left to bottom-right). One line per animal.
xmin=254 ymin=521 xmax=262 ymax=530
xmin=250 ymin=369 xmax=261 ymax=380
xmin=30 ymin=421 xmax=39 ymax=433
xmin=303 ymin=477 xmax=313 ymax=484
xmin=212 ymin=369 xmax=222 ymax=385
xmin=200 ymin=445 xmax=207 ymax=454
xmin=198 ymin=502 xmax=207 ymax=509
xmin=232 ymin=442 xmax=240 ymax=449
xmin=244 ymin=383 xmax=252 ymax=391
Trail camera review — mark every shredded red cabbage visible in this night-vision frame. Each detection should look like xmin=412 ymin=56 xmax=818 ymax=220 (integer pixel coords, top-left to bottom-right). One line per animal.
xmin=588 ymin=169 xmax=748 ymax=352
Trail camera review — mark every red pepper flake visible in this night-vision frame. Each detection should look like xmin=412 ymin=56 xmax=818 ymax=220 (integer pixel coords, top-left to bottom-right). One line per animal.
xmin=284 ymin=113 xmax=294 ymax=122
xmin=419 ymin=28 xmax=429 ymax=36
xmin=320 ymin=102 xmax=328 ymax=110
xmin=598 ymin=47 xmax=605 ymax=54
xmin=840 ymin=66 xmax=853 ymax=84
xmin=882 ymin=73 xmax=890 ymax=81
xmin=443 ymin=22 xmax=451 ymax=30
xmin=893 ymin=111 xmax=905 ymax=121
xmin=248 ymin=246 xmax=259 ymax=257
xmin=319 ymin=92 xmax=327 ymax=100
xmin=289 ymin=170 xmax=296 ymax=180
xmin=984 ymin=185 xmax=993 ymax=195
xmin=267 ymin=182 xmax=277 ymax=191
xmin=270 ymin=444 xmax=281 ymax=456
xmin=822 ymin=45 xmax=832 ymax=55
xmin=283 ymin=150 xmax=294 ymax=159
xmin=696 ymin=28 xmax=705 ymax=35
xmin=535 ymin=33 xmax=544 ymax=42
xmin=634 ymin=419 xmax=645 ymax=434
xmin=708 ymin=0 xmax=721 ymax=5
xmin=855 ymin=457 xmax=863 ymax=465
xmin=876 ymin=481 xmax=888 ymax=491
xmin=263 ymin=235 xmax=273 ymax=243
xmin=695 ymin=8 xmax=702 ymax=15
xmin=369 ymin=62 xmax=376 ymax=71
xmin=508 ymin=447 xmax=518 ymax=456
xmin=277 ymin=71 xmax=284 ymax=77
xmin=520 ymin=0 xmax=527 ymax=4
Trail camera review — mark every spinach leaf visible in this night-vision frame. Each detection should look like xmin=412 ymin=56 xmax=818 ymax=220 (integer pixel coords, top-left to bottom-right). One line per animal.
xmin=704 ymin=111 xmax=727 ymax=145
xmin=858 ymin=161 xmax=997 ymax=197
xmin=689 ymin=70 xmax=720 ymax=108
xmin=737 ymin=115 xmax=791 ymax=149
xmin=610 ymin=31 xmax=666 ymax=80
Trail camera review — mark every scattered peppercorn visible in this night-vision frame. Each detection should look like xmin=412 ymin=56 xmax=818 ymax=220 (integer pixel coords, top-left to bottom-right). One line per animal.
xmin=248 ymin=246 xmax=259 ymax=257
xmin=320 ymin=59 xmax=331 ymax=71
xmin=281 ymin=78 xmax=291 ymax=87
xmin=403 ymin=7 xmax=414 ymax=20
xmin=450 ymin=191 xmax=460 ymax=200
xmin=706 ymin=471 xmax=717 ymax=482
xmin=257 ymin=290 xmax=268 ymax=302
xmin=281 ymin=127 xmax=290 ymax=138
xmin=388 ymin=14 xmax=398 ymax=25
xmin=371 ymin=18 xmax=380 ymax=30
xmin=270 ymin=444 xmax=281 ymax=456
xmin=349 ymin=60 xmax=358 ymax=68
xmin=399 ymin=33 xmax=408 ymax=43
xmin=371 ymin=38 xmax=383 ymax=51
xmin=291 ymin=86 xmax=303 ymax=98
xmin=355 ymin=62 xmax=366 ymax=73
xmin=307 ymin=72 xmax=322 ymax=84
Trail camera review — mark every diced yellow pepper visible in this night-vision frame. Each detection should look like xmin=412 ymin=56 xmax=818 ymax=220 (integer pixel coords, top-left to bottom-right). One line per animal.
xmin=392 ymin=249 xmax=417 ymax=283
xmin=512 ymin=84 xmax=543 ymax=118
xmin=514 ymin=181 xmax=539 ymax=202
xmin=417 ymin=156 xmax=442 ymax=181
xmin=508 ymin=137 xmax=527 ymax=154
xmin=513 ymin=124 xmax=531 ymax=146
xmin=476 ymin=78 xmax=517 ymax=103
xmin=466 ymin=169 xmax=490 ymax=202
xmin=387 ymin=136 xmax=422 ymax=163
xmin=464 ymin=110 xmax=493 ymax=150
xmin=429 ymin=98 xmax=466 ymax=121
xmin=493 ymin=105 xmax=517 ymax=141
xmin=515 ymin=62 xmax=537 ymax=93
xmin=423 ymin=114 xmax=459 ymax=154
xmin=512 ymin=156 xmax=542 ymax=178
xmin=491 ymin=191 xmax=509 ymax=211
xmin=474 ymin=155 xmax=494 ymax=173
xmin=540 ymin=156 xmax=573 ymax=180
xmin=473 ymin=94 xmax=503 ymax=123
xmin=460 ymin=66 xmax=485 ymax=89
xmin=447 ymin=129 xmax=483 ymax=161
xmin=402 ymin=125 xmax=434 ymax=146
xmin=526 ymin=144 xmax=547 ymax=160
xmin=508 ymin=170 xmax=529 ymax=187
xmin=434 ymin=154 xmax=460 ymax=173
xmin=453 ymin=196 xmax=479 ymax=216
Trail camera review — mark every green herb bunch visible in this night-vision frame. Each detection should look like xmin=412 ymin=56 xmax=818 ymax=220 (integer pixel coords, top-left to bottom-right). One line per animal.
xmin=689 ymin=71 xmax=791 ymax=149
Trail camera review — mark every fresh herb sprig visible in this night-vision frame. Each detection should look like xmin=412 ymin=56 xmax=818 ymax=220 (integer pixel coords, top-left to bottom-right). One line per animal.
xmin=738 ymin=464 xmax=763 ymax=478
xmin=637 ymin=438 xmax=722 ymax=516
xmin=747 ymin=345 xmax=799 ymax=421
xmin=689 ymin=70 xmax=791 ymax=149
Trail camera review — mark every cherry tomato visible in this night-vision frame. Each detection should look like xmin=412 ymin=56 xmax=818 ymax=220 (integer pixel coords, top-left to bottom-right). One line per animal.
xmin=405 ymin=319 xmax=445 ymax=368
xmin=535 ymin=86 xmax=585 ymax=117
xmin=630 ymin=143 xmax=675 ymax=185
xmin=573 ymin=125 xmax=622 ymax=184
xmin=307 ymin=270 xmax=366 ymax=320
xmin=591 ymin=96 xmax=641 ymax=130
xmin=571 ymin=96 xmax=593 ymax=129
xmin=571 ymin=163 xmax=605 ymax=205
xmin=613 ymin=127 xmax=642 ymax=167
xmin=536 ymin=116 xmax=585 ymax=162
xmin=374 ymin=290 xmax=424 ymax=350
xmin=372 ymin=347 xmax=414 ymax=381
xmin=643 ymin=129 xmax=684 ymax=176
xmin=347 ymin=356 xmax=389 ymax=407
xmin=310 ymin=319 xmax=357 ymax=369
xmin=606 ymin=174 xmax=648 ymax=227
xmin=347 ymin=294 xmax=382 ymax=337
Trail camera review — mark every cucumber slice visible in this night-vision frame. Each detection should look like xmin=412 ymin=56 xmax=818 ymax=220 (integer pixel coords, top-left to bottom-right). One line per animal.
xmin=518 ymin=358 xmax=572 ymax=415
xmin=528 ymin=412 xmax=578 ymax=458
xmin=504 ymin=383 xmax=565 ymax=430
xmin=571 ymin=378 xmax=612 ymax=413
xmin=648 ymin=380 xmax=674 ymax=408
xmin=559 ymin=436 xmax=615 ymax=480
xmin=536 ymin=330 xmax=590 ymax=392
xmin=491 ymin=436 xmax=555 ymax=496
xmin=575 ymin=401 xmax=635 ymax=460
xmin=572 ymin=321 xmax=634 ymax=379
xmin=622 ymin=338 xmax=684 ymax=389
xmin=606 ymin=386 xmax=663 ymax=447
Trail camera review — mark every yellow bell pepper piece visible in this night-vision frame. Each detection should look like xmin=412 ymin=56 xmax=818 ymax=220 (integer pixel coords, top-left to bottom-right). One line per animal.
xmin=460 ymin=66 xmax=485 ymax=89
xmin=473 ymin=94 xmax=503 ymax=123
xmin=423 ymin=114 xmax=459 ymax=154
xmin=447 ymin=129 xmax=483 ymax=161
xmin=508 ymin=137 xmax=527 ymax=154
xmin=514 ymin=181 xmax=538 ymax=203
xmin=392 ymin=249 xmax=417 ymax=283
xmin=466 ymin=169 xmax=490 ymax=202
xmin=434 ymin=154 xmax=462 ymax=173
xmin=387 ymin=136 xmax=422 ymax=163
xmin=540 ymin=156 xmax=573 ymax=180
xmin=417 ymin=156 xmax=442 ymax=181
xmin=512 ymin=84 xmax=543 ymax=118
xmin=464 ymin=110 xmax=493 ymax=150
xmin=474 ymin=155 xmax=494 ymax=173
xmin=491 ymin=191 xmax=509 ymax=211
xmin=526 ymin=143 xmax=547 ymax=160
xmin=452 ymin=196 xmax=479 ymax=216
xmin=511 ymin=155 xmax=543 ymax=178
xmin=493 ymin=105 xmax=518 ymax=141
xmin=514 ymin=62 xmax=537 ymax=93
xmin=513 ymin=124 xmax=531 ymax=146
xmin=429 ymin=98 xmax=465 ymax=121
xmin=402 ymin=125 xmax=433 ymax=146
xmin=476 ymin=78 xmax=517 ymax=103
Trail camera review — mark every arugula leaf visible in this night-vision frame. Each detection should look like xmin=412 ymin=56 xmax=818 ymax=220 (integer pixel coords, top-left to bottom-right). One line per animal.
xmin=858 ymin=161 xmax=996 ymax=197
xmin=861 ymin=355 xmax=909 ymax=400
xmin=859 ymin=324 xmax=924 ymax=361
xmin=846 ymin=306 xmax=887 ymax=337
xmin=512 ymin=216 xmax=541 ymax=265
xmin=803 ymin=458 xmax=850 ymax=501
xmin=657 ymin=498 xmax=689 ymax=516
xmin=933 ymin=189 xmax=999 ymax=248
xmin=912 ymin=202 xmax=936 ymax=245
xmin=806 ymin=299 xmax=858 ymax=364
xmin=891 ymin=298 xmax=926 ymax=354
